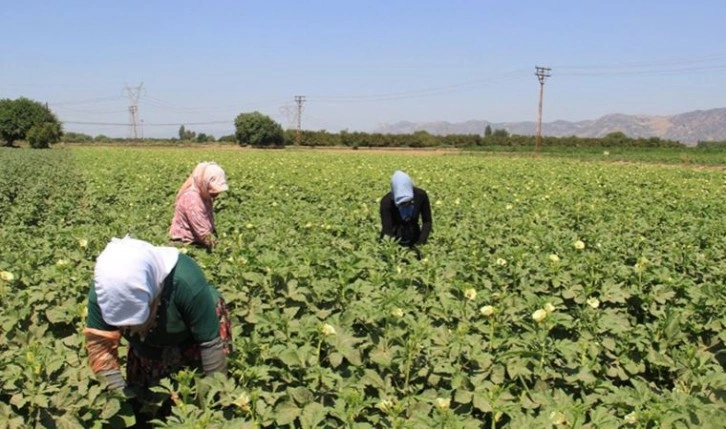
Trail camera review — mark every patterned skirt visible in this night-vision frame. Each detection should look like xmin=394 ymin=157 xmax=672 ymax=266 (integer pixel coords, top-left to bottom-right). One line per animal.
xmin=126 ymin=298 xmax=233 ymax=387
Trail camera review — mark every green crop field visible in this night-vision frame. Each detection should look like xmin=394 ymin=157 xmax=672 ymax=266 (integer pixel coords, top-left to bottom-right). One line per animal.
xmin=1 ymin=146 xmax=725 ymax=428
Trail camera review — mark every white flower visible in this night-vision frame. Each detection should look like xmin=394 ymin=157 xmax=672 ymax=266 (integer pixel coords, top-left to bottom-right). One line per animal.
xmin=56 ymin=259 xmax=69 ymax=266
xmin=78 ymin=239 xmax=88 ymax=249
xmin=574 ymin=240 xmax=585 ymax=250
xmin=434 ymin=397 xmax=451 ymax=411
xmin=586 ymin=297 xmax=600 ymax=309
xmin=179 ymin=247 xmax=188 ymax=254
xmin=603 ymin=151 xmax=610 ymax=156
xmin=549 ymin=254 xmax=560 ymax=263
xmin=496 ymin=258 xmax=507 ymax=266
xmin=0 ymin=271 xmax=15 ymax=282
xmin=435 ymin=200 xmax=443 ymax=207
xmin=634 ymin=257 xmax=649 ymax=272
xmin=464 ymin=288 xmax=477 ymax=301
xmin=234 ymin=392 xmax=251 ymax=411
xmin=480 ymin=305 xmax=495 ymax=317
xmin=454 ymin=198 xmax=460 ymax=205
xmin=532 ymin=309 xmax=548 ymax=323
xmin=544 ymin=302 xmax=556 ymax=314
xmin=550 ymin=411 xmax=567 ymax=425
xmin=245 ymin=223 xmax=254 ymax=229
xmin=376 ymin=399 xmax=394 ymax=413
xmin=624 ymin=412 xmax=637 ymax=424
xmin=390 ymin=307 xmax=404 ymax=318
xmin=506 ymin=204 xmax=513 ymax=210
xmin=320 ymin=323 xmax=336 ymax=336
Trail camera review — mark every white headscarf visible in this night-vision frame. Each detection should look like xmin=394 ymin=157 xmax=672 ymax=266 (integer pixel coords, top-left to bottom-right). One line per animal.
xmin=391 ymin=170 xmax=414 ymax=206
xmin=94 ymin=236 xmax=180 ymax=326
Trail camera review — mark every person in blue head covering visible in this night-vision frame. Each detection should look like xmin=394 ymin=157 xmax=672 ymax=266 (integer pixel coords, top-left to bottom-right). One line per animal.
xmin=379 ymin=170 xmax=433 ymax=248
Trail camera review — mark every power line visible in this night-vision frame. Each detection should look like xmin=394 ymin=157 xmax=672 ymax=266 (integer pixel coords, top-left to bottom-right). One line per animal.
xmin=63 ymin=120 xmax=231 ymax=126
xmin=48 ymin=96 xmax=125 ymax=106
xmin=307 ymin=69 xmax=529 ymax=103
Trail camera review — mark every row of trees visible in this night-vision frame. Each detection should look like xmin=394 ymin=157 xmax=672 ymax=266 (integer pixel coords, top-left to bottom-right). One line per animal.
xmin=0 ymin=96 xmax=689 ymax=149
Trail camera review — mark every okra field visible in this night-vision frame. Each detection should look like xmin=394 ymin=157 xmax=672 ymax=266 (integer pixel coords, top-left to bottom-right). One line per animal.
xmin=1 ymin=146 xmax=725 ymax=428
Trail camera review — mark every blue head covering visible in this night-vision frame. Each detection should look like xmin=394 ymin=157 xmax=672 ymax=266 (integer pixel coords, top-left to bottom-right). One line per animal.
xmin=391 ymin=171 xmax=414 ymax=220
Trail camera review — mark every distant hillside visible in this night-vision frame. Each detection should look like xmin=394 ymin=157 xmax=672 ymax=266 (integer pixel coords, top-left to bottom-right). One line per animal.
xmin=373 ymin=108 xmax=726 ymax=146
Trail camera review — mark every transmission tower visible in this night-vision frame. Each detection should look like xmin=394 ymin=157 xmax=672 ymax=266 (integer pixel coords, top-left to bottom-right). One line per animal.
xmin=534 ymin=66 xmax=551 ymax=153
xmin=294 ymin=95 xmax=306 ymax=145
xmin=124 ymin=82 xmax=145 ymax=141
xmin=279 ymin=103 xmax=295 ymax=130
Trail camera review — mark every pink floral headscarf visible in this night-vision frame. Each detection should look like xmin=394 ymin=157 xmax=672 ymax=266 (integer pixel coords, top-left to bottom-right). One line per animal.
xmin=176 ymin=162 xmax=229 ymax=200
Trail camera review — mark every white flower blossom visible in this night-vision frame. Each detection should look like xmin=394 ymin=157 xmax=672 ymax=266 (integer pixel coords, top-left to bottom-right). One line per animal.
xmin=549 ymin=411 xmax=567 ymax=425
xmin=464 ymin=288 xmax=477 ymax=301
xmin=544 ymin=302 xmax=556 ymax=314
xmin=549 ymin=254 xmax=560 ymax=263
xmin=435 ymin=397 xmax=451 ymax=411
xmin=586 ymin=297 xmax=600 ymax=309
xmin=480 ymin=305 xmax=495 ymax=317
xmin=320 ymin=324 xmax=336 ymax=336
xmin=532 ymin=309 xmax=548 ymax=323
xmin=377 ymin=399 xmax=394 ymax=413
xmin=0 ymin=271 xmax=14 ymax=282
xmin=496 ymin=258 xmax=507 ymax=266
xmin=574 ymin=240 xmax=586 ymax=250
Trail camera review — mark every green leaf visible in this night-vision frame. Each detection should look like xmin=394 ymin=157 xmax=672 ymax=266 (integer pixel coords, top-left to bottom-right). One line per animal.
xmin=10 ymin=394 xmax=26 ymax=408
xmin=454 ymin=389 xmax=473 ymax=404
xmin=329 ymin=352 xmax=343 ymax=368
xmin=360 ymin=369 xmax=386 ymax=390
xmin=300 ymin=402 xmax=326 ymax=429
xmin=100 ymin=398 xmax=121 ymax=420
xmin=46 ymin=307 xmax=69 ymax=324
xmin=327 ymin=329 xmax=363 ymax=366
xmin=289 ymin=386 xmax=315 ymax=405
xmin=472 ymin=392 xmax=493 ymax=413
xmin=369 ymin=343 xmax=393 ymax=367
xmin=601 ymin=337 xmax=617 ymax=351
xmin=275 ymin=400 xmax=301 ymax=426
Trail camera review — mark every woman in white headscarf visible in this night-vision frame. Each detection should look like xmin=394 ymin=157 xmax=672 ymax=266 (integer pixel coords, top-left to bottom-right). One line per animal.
xmin=379 ymin=170 xmax=433 ymax=248
xmin=169 ymin=161 xmax=229 ymax=249
xmin=83 ymin=236 xmax=231 ymax=399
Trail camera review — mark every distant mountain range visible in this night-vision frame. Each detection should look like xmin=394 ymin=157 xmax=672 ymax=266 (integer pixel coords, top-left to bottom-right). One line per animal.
xmin=373 ymin=108 xmax=726 ymax=146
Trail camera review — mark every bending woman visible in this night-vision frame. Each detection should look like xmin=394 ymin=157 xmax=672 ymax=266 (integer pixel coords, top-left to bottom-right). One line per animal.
xmin=83 ymin=236 xmax=231 ymax=393
xmin=169 ymin=161 xmax=228 ymax=249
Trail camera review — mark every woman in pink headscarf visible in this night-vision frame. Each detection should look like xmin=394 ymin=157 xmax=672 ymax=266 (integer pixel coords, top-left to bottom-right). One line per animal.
xmin=169 ymin=162 xmax=228 ymax=249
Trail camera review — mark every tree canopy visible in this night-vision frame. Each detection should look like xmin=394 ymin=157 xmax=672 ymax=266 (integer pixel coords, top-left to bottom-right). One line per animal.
xmin=234 ymin=111 xmax=284 ymax=147
xmin=0 ymin=97 xmax=63 ymax=148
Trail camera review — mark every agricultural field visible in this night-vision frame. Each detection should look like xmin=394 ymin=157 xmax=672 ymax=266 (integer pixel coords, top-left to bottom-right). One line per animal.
xmin=0 ymin=146 xmax=725 ymax=428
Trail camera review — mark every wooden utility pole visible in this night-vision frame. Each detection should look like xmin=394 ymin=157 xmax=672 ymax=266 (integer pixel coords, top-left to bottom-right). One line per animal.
xmin=534 ymin=66 xmax=551 ymax=153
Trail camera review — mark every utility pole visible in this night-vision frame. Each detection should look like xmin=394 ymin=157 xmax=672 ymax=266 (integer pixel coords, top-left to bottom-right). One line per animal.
xmin=294 ymin=95 xmax=306 ymax=145
xmin=534 ymin=66 xmax=551 ymax=153
xmin=124 ymin=82 xmax=144 ymax=141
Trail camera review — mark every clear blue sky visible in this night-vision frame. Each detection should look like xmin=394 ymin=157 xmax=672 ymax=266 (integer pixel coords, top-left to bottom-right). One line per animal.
xmin=3 ymin=0 xmax=726 ymax=138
